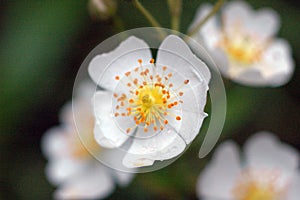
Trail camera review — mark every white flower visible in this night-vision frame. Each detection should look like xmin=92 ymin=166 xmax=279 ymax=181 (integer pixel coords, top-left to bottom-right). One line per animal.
xmin=88 ymin=35 xmax=210 ymax=168
xmin=41 ymin=82 xmax=134 ymax=199
xmin=190 ymin=1 xmax=294 ymax=87
xmin=88 ymin=0 xmax=117 ymax=20
xmin=196 ymin=132 xmax=300 ymax=200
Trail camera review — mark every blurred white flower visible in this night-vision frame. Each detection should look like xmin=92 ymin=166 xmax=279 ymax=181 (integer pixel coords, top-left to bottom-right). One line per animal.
xmin=197 ymin=132 xmax=300 ymax=200
xmin=88 ymin=0 xmax=117 ymax=21
xmin=42 ymin=82 xmax=134 ymax=200
xmin=190 ymin=1 xmax=294 ymax=87
xmin=88 ymin=35 xmax=210 ymax=168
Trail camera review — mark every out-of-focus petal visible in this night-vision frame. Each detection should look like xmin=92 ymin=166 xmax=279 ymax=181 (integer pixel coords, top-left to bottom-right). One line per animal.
xmin=46 ymin=158 xmax=88 ymax=185
xmin=54 ymin=164 xmax=114 ymax=200
xmin=287 ymin=174 xmax=300 ymax=200
xmin=189 ymin=4 xmax=221 ymax=49
xmin=197 ymin=141 xmax=241 ymax=199
xmin=244 ymin=132 xmax=299 ymax=173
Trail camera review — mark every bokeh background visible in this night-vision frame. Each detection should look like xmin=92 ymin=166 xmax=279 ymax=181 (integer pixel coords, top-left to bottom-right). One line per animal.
xmin=1 ymin=0 xmax=300 ymax=199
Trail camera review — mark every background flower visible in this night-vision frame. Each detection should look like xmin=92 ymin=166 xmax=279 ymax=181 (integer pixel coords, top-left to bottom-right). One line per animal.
xmin=190 ymin=0 xmax=294 ymax=87
xmin=42 ymin=82 xmax=134 ymax=199
xmin=197 ymin=132 xmax=300 ymax=200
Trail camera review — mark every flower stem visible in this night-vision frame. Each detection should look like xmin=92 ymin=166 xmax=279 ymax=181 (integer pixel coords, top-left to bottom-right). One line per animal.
xmin=167 ymin=0 xmax=182 ymax=31
xmin=133 ymin=0 xmax=162 ymax=27
xmin=132 ymin=0 xmax=166 ymax=39
xmin=187 ymin=0 xmax=225 ymax=37
xmin=112 ymin=15 xmax=125 ymax=33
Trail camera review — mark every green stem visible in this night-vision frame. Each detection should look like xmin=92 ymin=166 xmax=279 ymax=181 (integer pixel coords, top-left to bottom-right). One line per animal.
xmin=187 ymin=0 xmax=224 ymax=37
xmin=133 ymin=0 xmax=162 ymax=27
xmin=112 ymin=14 xmax=125 ymax=33
xmin=167 ymin=0 xmax=182 ymax=31
xmin=132 ymin=0 xmax=166 ymax=39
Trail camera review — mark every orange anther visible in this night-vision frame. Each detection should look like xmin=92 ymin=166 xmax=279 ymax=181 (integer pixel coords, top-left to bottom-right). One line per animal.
xmin=129 ymin=99 xmax=134 ymax=103
xmin=114 ymin=113 xmax=119 ymax=117
xmin=144 ymin=127 xmax=148 ymax=132
xmin=115 ymin=76 xmax=120 ymax=80
xmin=169 ymin=83 xmax=173 ymax=87
xmin=113 ymin=93 xmax=118 ymax=98
xmin=163 ymin=66 xmax=167 ymax=71
xmin=138 ymin=59 xmax=142 ymax=64
xmin=179 ymin=92 xmax=184 ymax=96
xmin=127 ymin=83 xmax=132 ymax=87
xmin=150 ymin=58 xmax=155 ymax=63
xmin=184 ymin=80 xmax=189 ymax=84
xmin=176 ymin=116 xmax=181 ymax=120
xmin=125 ymin=71 xmax=131 ymax=76
xmin=164 ymin=120 xmax=168 ymax=124
xmin=154 ymin=126 xmax=158 ymax=131
xmin=126 ymin=128 xmax=131 ymax=134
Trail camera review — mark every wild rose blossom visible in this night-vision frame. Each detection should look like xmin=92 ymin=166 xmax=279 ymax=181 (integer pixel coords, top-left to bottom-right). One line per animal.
xmin=197 ymin=132 xmax=300 ymax=200
xmin=190 ymin=1 xmax=294 ymax=87
xmin=42 ymin=82 xmax=134 ymax=199
xmin=88 ymin=35 xmax=211 ymax=168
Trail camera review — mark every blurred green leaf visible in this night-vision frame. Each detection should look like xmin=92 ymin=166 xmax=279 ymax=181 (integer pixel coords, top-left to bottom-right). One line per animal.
xmin=0 ymin=0 xmax=87 ymax=136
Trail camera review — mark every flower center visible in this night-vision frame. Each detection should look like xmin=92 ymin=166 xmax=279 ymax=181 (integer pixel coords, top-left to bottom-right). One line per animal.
xmin=220 ymin=32 xmax=264 ymax=65
xmin=113 ymin=59 xmax=188 ymax=134
xmin=232 ymin=169 xmax=287 ymax=200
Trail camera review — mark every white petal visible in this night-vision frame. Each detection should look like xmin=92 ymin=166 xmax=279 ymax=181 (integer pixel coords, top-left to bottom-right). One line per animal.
xmin=287 ymin=174 xmax=300 ymax=200
xmin=54 ymin=164 xmax=114 ymax=200
xmin=244 ymin=132 xmax=300 ymax=173
xmin=210 ymin=49 xmax=230 ymax=75
xmin=88 ymin=36 xmax=152 ymax=91
xmin=41 ymin=127 xmax=70 ymax=159
xmin=156 ymin=35 xmax=211 ymax=85
xmin=232 ymin=67 xmax=268 ymax=87
xmin=260 ymin=39 xmax=294 ymax=86
xmin=189 ymin=4 xmax=221 ymax=49
xmin=244 ymin=8 xmax=280 ymax=40
xmin=60 ymin=81 xmax=96 ymax=125
xmin=46 ymin=158 xmax=88 ymax=185
xmin=93 ymin=91 xmax=129 ymax=148
xmin=197 ymin=141 xmax=241 ymax=199
xmin=122 ymin=127 xmax=186 ymax=168
xmin=222 ymin=1 xmax=252 ymax=34
xmin=113 ymin=171 xmax=135 ymax=187
xmin=94 ymin=123 xmax=117 ymax=148
xmin=175 ymin=80 xmax=208 ymax=144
